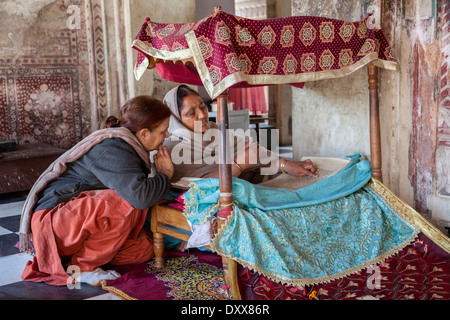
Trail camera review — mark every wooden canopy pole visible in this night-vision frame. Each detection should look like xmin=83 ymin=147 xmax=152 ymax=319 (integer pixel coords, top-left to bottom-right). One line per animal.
xmin=368 ymin=63 xmax=383 ymax=182
xmin=216 ymin=90 xmax=233 ymax=207
xmin=215 ymin=90 xmax=241 ymax=300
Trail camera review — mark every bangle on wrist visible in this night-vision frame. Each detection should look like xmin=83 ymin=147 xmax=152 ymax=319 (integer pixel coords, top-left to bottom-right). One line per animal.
xmin=234 ymin=160 xmax=244 ymax=173
xmin=280 ymin=159 xmax=288 ymax=174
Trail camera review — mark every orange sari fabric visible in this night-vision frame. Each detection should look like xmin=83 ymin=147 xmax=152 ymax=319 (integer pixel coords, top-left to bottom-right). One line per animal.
xmin=22 ymin=189 xmax=153 ymax=286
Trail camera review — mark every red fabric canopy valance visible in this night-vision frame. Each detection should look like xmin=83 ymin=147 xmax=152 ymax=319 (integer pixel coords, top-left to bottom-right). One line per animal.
xmin=132 ymin=7 xmax=398 ymax=99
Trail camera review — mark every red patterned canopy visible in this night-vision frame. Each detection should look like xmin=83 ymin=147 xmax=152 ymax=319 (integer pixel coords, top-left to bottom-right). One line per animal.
xmin=132 ymin=7 xmax=398 ymax=99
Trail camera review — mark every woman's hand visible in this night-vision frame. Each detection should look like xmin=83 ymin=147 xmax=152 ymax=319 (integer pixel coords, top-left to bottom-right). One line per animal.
xmin=153 ymin=144 xmax=174 ymax=180
xmin=281 ymin=159 xmax=318 ymax=177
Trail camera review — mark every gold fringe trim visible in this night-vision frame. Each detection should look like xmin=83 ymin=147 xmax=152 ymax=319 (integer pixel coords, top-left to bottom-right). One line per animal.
xmin=209 ymin=180 xmax=424 ymax=288
xmin=132 ymin=39 xmax=197 ymax=81
xmin=98 ymin=279 xmax=136 ymax=300
xmin=175 ymin=178 xmax=449 ymax=288
xmin=367 ymin=178 xmax=450 ymax=254
xmin=181 ymin=183 xmax=221 ymax=225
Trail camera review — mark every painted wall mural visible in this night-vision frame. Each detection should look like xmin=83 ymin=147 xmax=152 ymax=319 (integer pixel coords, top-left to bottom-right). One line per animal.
xmin=0 ymin=0 xmax=126 ymax=150
xmin=437 ymin=0 xmax=450 ymax=198
xmin=0 ymin=67 xmax=83 ymax=148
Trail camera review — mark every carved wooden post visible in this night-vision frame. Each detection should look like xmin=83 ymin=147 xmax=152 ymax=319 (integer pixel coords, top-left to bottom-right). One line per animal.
xmin=215 ymin=90 xmax=241 ymax=299
xmin=216 ymin=91 xmax=233 ymax=206
xmin=150 ymin=205 xmax=165 ymax=268
xmin=215 ymin=90 xmax=232 ymax=282
xmin=153 ymin=232 xmax=165 ymax=268
xmin=368 ymin=63 xmax=383 ymax=182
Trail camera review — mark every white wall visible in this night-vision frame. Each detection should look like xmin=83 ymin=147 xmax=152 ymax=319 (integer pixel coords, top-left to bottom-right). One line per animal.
xmin=291 ymin=0 xmax=378 ymax=160
xmin=292 ymin=69 xmax=370 ymax=158
xmin=124 ymin=0 xmax=196 ymax=100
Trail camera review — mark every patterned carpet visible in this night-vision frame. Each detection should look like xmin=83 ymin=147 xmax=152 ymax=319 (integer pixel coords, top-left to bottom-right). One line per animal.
xmin=100 ymin=250 xmax=227 ymax=300
xmin=2 ymin=191 xmax=449 ymax=301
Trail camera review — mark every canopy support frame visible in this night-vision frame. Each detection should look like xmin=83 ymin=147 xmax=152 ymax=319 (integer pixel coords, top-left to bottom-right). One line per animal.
xmin=368 ymin=63 xmax=383 ymax=182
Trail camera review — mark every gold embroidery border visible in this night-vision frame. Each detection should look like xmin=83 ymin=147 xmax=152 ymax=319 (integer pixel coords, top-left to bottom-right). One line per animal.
xmin=367 ymin=178 xmax=450 ymax=254
xmin=181 ymin=183 xmax=221 ymax=225
xmin=132 ymin=39 xmax=193 ymax=62
xmin=133 ymin=34 xmax=399 ymax=99
xmin=98 ymin=280 xmax=136 ymax=300
xmin=209 ymin=180 xmax=424 ymax=288
xmin=132 ymin=39 xmax=194 ymax=81
xmin=187 ymin=32 xmax=399 ymax=99
xmin=133 ymin=54 xmax=149 ymax=81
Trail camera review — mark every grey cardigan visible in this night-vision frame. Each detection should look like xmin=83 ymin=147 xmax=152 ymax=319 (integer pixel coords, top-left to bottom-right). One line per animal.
xmin=34 ymin=137 xmax=170 ymax=212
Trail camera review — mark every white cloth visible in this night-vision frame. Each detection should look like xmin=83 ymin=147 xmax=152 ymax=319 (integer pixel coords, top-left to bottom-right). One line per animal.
xmin=186 ymin=220 xmax=211 ymax=249
xmin=78 ymin=268 xmax=121 ymax=285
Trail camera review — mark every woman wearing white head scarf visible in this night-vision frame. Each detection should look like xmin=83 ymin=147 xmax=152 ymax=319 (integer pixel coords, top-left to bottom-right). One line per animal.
xmin=162 ymin=84 xmax=317 ymax=183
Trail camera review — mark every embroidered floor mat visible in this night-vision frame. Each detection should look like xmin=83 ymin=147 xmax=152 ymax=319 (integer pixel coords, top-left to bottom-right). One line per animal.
xmin=99 ymin=250 xmax=227 ymax=300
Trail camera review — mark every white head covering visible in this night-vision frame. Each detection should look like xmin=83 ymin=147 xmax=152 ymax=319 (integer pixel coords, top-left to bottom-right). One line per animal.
xmin=162 ymin=85 xmax=221 ymax=181
xmin=163 ymin=85 xmax=189 ymax=140
xmin=162 ymin=85 xmax=276 ymax=182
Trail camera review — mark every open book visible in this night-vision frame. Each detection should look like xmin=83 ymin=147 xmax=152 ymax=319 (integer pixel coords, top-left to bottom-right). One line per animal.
xmin=258 ymin=156 xmax=351 ymax=191
xmin=172 ymin=177 xmax=203 ymax=189
xmin=172 ymin=157 xmax=351 ymax=191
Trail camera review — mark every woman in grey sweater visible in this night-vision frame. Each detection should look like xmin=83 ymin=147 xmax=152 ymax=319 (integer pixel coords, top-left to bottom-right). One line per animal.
xmin=22 ymin=96 xmax=174 ymax=286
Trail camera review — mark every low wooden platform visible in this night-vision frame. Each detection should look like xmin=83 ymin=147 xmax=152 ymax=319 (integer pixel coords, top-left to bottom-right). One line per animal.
xmin=150 ymin=200 xmax=213 ymax=267
xmin=0 ymin=143 xmax=65 ymax=194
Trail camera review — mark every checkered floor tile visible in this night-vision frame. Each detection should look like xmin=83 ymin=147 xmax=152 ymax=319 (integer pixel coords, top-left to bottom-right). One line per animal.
xmin=0 ymin=192 xmax=119 ymax=300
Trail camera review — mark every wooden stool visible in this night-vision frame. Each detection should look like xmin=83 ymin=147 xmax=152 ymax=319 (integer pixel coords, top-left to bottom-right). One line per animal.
xmin=150 ymin=200 xmax=241 ymax=299
xmin=150 ymin=200 xmax=211 ymax=267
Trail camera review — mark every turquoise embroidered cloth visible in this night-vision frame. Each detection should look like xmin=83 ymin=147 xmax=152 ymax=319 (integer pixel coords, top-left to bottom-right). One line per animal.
xmin=183 ymin=156 xmax=419 ymax=286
